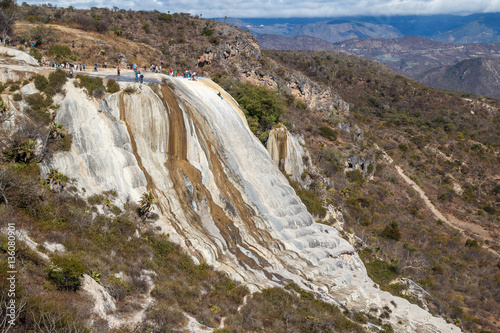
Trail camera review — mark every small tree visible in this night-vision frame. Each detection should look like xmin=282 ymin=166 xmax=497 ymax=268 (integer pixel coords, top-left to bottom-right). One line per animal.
xmin=28 ymin=23 xmax=54 ymax=46
xmin=0 ymin=0 xmax=18 ymax=45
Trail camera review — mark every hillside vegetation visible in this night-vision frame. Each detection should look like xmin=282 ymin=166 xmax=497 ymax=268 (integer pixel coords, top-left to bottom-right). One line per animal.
xmin=260 ymin=49 xmax=500 ymax=332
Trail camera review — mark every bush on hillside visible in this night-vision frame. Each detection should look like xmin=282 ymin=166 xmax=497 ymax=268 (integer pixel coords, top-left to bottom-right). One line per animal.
xmin=34 ymin=74 xmax=49 ymax=92
xmin=29 ymin=46 xmax=42 ymax=62
xmin=380 ymin=222 xmax=401 ymax=241
xmin=47 ymin=45 xmax=76 ymax=62
xmin=227 ymin=82 xmax=286 ymax=143
xmin=47 ymin=255 xmax=86 ymax=291
xmin=346 ymin=169 xmax=365 ymax=186
xmin=48 ymin=69 xmax=68 ymax=95
xmin=75 ymin=75 xmax=105 ymax=98
xmin=319 ymin=126 xmax=337 ymax=141
xmin=106 ymin=79 xmax=120 ymax=93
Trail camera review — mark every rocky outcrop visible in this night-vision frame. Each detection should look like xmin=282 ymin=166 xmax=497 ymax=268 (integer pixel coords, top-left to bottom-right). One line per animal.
xmin=37 ymin=76 xmax=459 ymax=332
xmin=198 ymin=33 xmax=261 ymax=67
xmin=345 ymin=155 xmax=373 ymax=174
xmin=266 ymin=125 xmax=312 ymax=181
xmin=0 ymin=46 xmax=40 ymax=66
xmin=242 ymin=69 xmax=349 ymax=115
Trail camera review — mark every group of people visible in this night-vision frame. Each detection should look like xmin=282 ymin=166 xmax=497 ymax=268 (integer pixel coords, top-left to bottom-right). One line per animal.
xmin=168 ymin=69 xmax=197 ymax=80
xmin=41 ymin=54 xmax=200 ymax=87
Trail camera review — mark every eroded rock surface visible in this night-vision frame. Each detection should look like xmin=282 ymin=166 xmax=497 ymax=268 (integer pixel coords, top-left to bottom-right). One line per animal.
xmin=41 ymin=76 xmax=459 ymax=332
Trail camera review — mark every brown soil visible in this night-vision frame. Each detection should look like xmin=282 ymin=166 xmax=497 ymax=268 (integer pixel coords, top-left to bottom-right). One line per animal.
xmin=14 ymin=22 xmax=163 ymax=68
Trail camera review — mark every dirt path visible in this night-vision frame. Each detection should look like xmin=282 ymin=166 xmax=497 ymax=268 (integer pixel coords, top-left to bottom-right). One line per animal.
xmin=378 ymin=147 xmax=499 ymax=257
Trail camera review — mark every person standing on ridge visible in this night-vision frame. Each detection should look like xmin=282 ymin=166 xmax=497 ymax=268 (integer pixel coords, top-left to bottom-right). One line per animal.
xmin=117 ymin=67 xmax=120 ymax=77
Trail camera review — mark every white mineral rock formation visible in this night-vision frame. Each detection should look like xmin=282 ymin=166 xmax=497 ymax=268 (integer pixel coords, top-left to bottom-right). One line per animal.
xmin=267 ymin=125 xmax=311 ymax=181
xmin=36 ymin=75 xmax=460 ymax=332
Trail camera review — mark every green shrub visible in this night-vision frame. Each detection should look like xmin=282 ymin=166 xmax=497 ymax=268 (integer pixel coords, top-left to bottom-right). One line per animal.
xmin=124 ymin=86 xmax=136 ymax=94
xmin=289 ymin=180 xmax=327 ymax=218
xmin=227 ymin=82 xmax=286 ymax=143
xmin=48 ymin=255 xmax=86 ymax=291
xmin=483 ymin=205 xmax=496 ymax=215
xmin=106 ymin=79 xmax=120 ymax=93
xmin=55 ymin=133 xmax=72 ymax=152
xmin=13 ymin=92 xmax=22 ymax=101
xmin=319 ymin=125 xmax=337 ymax=141
xmin=48 ymin=69 xmax=68 ymax=95
xmin=159 ymin=13 xmax=172 ymax=22
xmin=75 ymin=75 xmax=105 ymax=98
xmin=201 ymin=27 xmax=213 ymax=36
xmin=47 ymin=45 xmax=76 ymax=62
xmin=34 ymin=74 xmax=49 ymax=92
xmin=364 ymin=259 xmax=399 ymax=286
xmin=381 ymin=222 xmax=401 ymax=241
xmin=87 ymin=194 xmax=103 ymax=205
xmin=399 ymin=143 xmax=409 ymax=152
xmin=346 ymin=169 xmax=365 ymax=186
xmin=9 ymin=84 xmax=20 ymax=92
xmin=29 ymin=46 xmax=42 ymax=62
xmin=26 ymin=93 xmax=52 ymax=124
xmin=209 ymin=36 xmax=220 ymax=45
xmin=465 ymin=239 xmax=479 ymax=248
xmin=106 ymin=276 xmax=131 ymax=300
xmin=111 ymin=26 xmax=123 ymax=36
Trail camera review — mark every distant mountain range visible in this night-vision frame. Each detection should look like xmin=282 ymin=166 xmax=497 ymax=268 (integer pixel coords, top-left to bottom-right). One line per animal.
xmin=224 ymin=13 xmax=500 ymax=44
xmin=285 ymin=20 xmax=402 ymax=44
xmin=225 ymin=13 xmax=500 ymax=98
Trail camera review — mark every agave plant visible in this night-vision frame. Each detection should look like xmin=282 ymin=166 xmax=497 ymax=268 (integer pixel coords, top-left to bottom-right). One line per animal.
xmin=139 ymin=191 xmax=155 ymax=219
xmin=46 ymin=168 xmax=67 ymax=192
xmin=15 ymin=139 xmax=36 ymax=162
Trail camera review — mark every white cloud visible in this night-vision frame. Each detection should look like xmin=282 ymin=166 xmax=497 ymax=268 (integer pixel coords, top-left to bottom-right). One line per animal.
xmin=22 ymin=0 xmax=500 ymax=18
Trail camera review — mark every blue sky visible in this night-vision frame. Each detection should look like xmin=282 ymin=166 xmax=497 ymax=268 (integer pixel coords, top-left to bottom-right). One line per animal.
xmin=23 ymin=0 xmax=500 ymax=18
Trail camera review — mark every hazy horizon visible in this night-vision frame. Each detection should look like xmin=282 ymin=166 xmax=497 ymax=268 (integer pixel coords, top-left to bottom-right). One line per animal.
xmin=21 ymin=0 xmax=500 ymax=19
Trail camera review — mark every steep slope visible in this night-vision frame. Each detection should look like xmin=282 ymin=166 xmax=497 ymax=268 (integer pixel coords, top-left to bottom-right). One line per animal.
xmin=35 ymin=71 xmax=459 ymax=332
xmin=418 ymin=58 xmax=500 ymax=98
xmin=263 ymin=48 xmax=500 ymax=332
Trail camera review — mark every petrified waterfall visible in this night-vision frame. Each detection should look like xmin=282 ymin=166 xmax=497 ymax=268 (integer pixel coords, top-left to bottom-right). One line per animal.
xmin=43 ymin=76 xmax=459 ymax=332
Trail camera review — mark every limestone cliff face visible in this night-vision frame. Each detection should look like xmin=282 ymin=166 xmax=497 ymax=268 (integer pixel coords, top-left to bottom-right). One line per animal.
xmin=266 ymin=125 xmax=311 ymax=181
xmin=38 ymin=76 xmax=458 ymax=332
